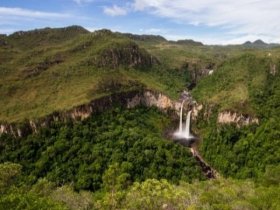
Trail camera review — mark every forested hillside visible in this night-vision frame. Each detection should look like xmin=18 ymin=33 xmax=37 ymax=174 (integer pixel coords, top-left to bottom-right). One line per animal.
xmin=1 ymin=26 xmax=280 ymax=209
xmin=0 ymin=107 xmax=204 ymax=191
xmin=0 ymin=27 xmax=188 ymax=122
xmin=192 ymin=54 xmax=280 ymax=179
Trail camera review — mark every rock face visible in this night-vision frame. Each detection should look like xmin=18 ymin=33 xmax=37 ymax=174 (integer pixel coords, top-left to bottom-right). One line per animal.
xmin=0 ymin=90 xmax=180 ymax=138
xmin=95 ymin=43 xmax=159 ymax=69
xmin=182 ymin=60 xmax=215 ymax=90
xmin=0 ymin=89 xmax=260 ymax=138
xmin=190 ymin=102 xmax=259 ymax=127
xmin=218 ymin=111 xmax=259 ymax=126
xmin=270 ymin=63 xmax=277 ymax=75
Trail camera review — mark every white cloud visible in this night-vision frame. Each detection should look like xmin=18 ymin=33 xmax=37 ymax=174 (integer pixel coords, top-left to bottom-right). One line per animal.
xmin=0 ymin=7 xmax=70 ymax=19
xmin=104 ymin=5 xmax=127 ymax=16
xmin=73 ymin=0 xmax=94 ymax=5
xmin=132 ymin=0 xmax=280 ymax=43
xmin=0 ymin=7 xmax=74 ymax=35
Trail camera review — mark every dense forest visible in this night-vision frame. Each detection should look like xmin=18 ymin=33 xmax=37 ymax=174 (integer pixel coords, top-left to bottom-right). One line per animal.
xmin=192 ymin=54 xmax=280 ymax=179
xmin=1 ymin=26 xmax=280 ymax=209
xmin=0 ymin=107 xmax=279 ymax=209
xmin=0 ymin=107 xmax=204 ymax=192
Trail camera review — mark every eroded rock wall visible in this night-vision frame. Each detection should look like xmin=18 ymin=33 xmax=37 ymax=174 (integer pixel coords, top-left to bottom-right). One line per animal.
xmin=218 ymin=111 xmax=259 ymax=126
xmin=0 ymin=90 xmax=180 ymax=138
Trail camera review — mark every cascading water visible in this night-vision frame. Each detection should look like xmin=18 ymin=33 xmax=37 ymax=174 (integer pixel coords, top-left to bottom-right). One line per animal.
xmin=185 ymin=110 xmax=192 ymax=138
xmin=173 ymin=101 xmax=193 ymax=140
xmin=179 ymin=100 xmax=185 ymax=134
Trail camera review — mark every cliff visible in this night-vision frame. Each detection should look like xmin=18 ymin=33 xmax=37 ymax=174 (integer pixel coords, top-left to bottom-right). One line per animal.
xmin=0 ymin=90 xmax=181 ymax=138
xmin=94 ymin=42 xmax=159 ymax=69
xmin=0 ymin=89 xmax=260 ymax=138
xmin=218 ymin=111 xmax=259 ymax=126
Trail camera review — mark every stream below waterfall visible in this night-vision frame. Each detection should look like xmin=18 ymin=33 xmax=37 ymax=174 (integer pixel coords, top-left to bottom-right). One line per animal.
xmin=172 ymin=99 xmax=219 ymax=179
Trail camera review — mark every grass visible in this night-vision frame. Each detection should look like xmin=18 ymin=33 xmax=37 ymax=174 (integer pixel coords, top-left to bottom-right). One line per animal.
xmin=2 ymin=26 xmax=280 ymax=122
xmin=192 ymin=53 xmax=280 ymax=115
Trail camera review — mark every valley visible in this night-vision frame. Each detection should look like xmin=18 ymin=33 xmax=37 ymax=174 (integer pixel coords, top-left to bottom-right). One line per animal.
xmin=0 ymin=26 xmax=280 ymax=209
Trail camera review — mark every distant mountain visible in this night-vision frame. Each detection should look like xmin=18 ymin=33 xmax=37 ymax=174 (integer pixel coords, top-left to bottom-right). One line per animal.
xmin=170 ymin=39 xmax=204 ymax=46
xmin=7 ymin=25 xmax=90 ymax=49
xmin=0 ymin=34 xmax=8 ymax=46
xmin=117 ymin=32 xmax=204 ymax=46
xmin=119 ymin=33 xmax=167 ymax=42
xmin=242 ymin=39 xmax=280 ymax=48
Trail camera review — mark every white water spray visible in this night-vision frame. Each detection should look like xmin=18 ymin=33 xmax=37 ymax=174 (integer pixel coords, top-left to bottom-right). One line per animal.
xmin=173 ymin=101 xmax=193 ymax=139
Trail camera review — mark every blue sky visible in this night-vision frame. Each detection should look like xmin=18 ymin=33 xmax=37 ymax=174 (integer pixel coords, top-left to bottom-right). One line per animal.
xmin=0 ymin=0 xmax=279 ymax=44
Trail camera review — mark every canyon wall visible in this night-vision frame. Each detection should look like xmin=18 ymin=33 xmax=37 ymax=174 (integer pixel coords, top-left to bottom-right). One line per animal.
xmin=0 ymin=89 xmax=259 ymax=138
xmin=0 ymin=90 xmax=182 ymax=138
xmin=218 ymin=111 xmax=259 ymax=126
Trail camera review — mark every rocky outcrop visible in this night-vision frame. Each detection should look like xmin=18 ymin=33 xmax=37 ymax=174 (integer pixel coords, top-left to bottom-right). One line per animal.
xmin=95 ymin=43 xmax=159 ymax=69
xmin=189 ymin=102 xmax=259 ymax=127
xmin=270 ymin=63 xmax=277 ymax=75
xmin=182 ymin=60 xmax=215 ymax=90
xmin=218 ymin=111 xmax=259 ymax=126
xmin=192 ymin=104 xmax=203 ymax=119
xmin=0 ymin=90 xmax=181 ymax=138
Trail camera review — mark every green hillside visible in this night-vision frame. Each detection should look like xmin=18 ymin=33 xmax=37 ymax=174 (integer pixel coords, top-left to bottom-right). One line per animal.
xmin=192 ymin=53 xmax=279 ymax=114
xmin=0 ymin=27 xmax=187 ymax=122
xmin=1 ymin=26 xmax=280 ymax=209
xmin=191 ymin=53 xmax=280 ymax=180
xmin=1 ymin=26 xmax=280 ymax=123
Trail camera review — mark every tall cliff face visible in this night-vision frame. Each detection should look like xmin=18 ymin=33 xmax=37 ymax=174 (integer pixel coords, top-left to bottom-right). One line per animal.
xmin=0 ymin=90 xmax=180 ymax=138
xmin=0 ymin=89 xmax=260 ymax=138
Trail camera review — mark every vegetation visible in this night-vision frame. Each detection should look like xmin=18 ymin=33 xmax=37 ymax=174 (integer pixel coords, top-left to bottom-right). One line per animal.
xmin=192 ymin=53 xmax=280 ymax=179
xmin=192 ymin=54 xmax=280 ymax=114
xmin=0 ymin=27 xmax=189 ymax=122
xmin=1 ymin=162 xmax=279 ymax=210
xmin=0 ymin=107 xmax=204 ymax=191
xmin=2 ymin=26 xmax=279 ymax=123
xmin=198 ymin=118 xmax=280 ymax=179
xmin=1 ymin=26 xmax=280 ymax=209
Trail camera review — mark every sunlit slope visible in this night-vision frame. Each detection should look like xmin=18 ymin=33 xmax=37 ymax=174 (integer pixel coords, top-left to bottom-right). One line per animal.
xmin=2 ymin=25 xmax=280 ymax=122
xmin=0 ymin=27 xmax=187 ymax=122
xmin=192 ymin=53 xmax=280 ymax=116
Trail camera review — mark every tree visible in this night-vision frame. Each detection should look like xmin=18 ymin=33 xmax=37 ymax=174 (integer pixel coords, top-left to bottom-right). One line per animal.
xmin=0 ymin=162 xmax=22 ymax=193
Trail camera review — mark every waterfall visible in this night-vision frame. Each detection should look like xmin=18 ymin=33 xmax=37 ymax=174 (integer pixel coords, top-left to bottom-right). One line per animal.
xmin=173 ymin=101 xmax=193 ymax=140
xmin=185 ymin=111 xmax=192 ymax=138
xmin=179 ymin=100 xmax=185 ymax=133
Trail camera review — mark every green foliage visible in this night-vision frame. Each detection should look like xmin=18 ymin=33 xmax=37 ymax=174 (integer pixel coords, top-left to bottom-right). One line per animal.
xmin=190 ymin=52 xmax=280 ymax=182
xmin=259 ymin=165 xmax=280 ymax=187
xmin=123 ymin=179 xmax=189 ymax=210
xmin=198 ymin=119 xmax=280 ymax=179
xmin=0 ymin=188 xmax=67 ymax=210
xmin=0 ymin=27 xmax=192 ymax=122
xmin=1 ymin=163 xmax=279 ymax=210
xmin=109 ymin=178 xmax=279 ymax=210
xmin=1 ymin=26 xmax=280 ymax=209
xmin=0 ymin=107 xmax=204 ymax=192
xmin=0 ymin=162 xmax=22 ymax=192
